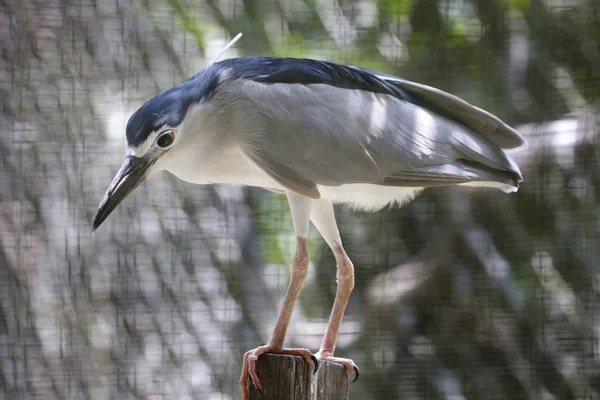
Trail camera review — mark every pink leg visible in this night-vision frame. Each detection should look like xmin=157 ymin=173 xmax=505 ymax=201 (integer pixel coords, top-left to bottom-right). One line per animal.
xmin=315 ymin=242 xmax=359 ymax=379
xmin=239 ymin=236 xmax=317 ymax=399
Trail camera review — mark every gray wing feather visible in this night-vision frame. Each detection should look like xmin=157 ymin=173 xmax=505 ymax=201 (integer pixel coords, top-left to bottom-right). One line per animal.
xmin=238 ymin=82 xmax=381 ymax=194
xmin=244 ymin=150 xmax=321 ymax=198
xmin=227 ymin=80 xmax=522 ymax=194
xmin=382 ymin=160 xmax=519 ymax=187
xmin=358 ymin=69 xmax=526 ymax=150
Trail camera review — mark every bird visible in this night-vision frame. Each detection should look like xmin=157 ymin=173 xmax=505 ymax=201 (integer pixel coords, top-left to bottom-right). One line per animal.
xmin=92 ymin=53 xmax=525 ymax=399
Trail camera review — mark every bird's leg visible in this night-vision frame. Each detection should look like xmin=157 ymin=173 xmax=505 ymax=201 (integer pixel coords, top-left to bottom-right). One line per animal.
xmin=240 ymin=193 xmax=316 ymax=399
xmin=311 ymin=199 xmax=359 ymax=380
xmin=316 ymin=243 xmax=358 ymax=376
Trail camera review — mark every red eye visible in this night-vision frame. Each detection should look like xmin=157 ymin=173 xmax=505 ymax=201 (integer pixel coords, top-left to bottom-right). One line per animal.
xmin=157 ymin=130 xmax=175 ymax=148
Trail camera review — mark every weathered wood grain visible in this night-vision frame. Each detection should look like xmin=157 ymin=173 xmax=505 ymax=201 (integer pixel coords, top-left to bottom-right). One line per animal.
xmin=247 ymin=354 xmax=349 ymax=400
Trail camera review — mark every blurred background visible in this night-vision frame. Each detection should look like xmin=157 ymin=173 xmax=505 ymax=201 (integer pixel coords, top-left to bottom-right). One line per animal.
xmin=2 ymin=0 xmax=600 ymax=399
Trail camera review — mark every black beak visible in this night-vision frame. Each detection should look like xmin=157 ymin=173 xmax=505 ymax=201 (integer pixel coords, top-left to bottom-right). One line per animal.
xmin=92 ymin=156 xmax=153 ymax=232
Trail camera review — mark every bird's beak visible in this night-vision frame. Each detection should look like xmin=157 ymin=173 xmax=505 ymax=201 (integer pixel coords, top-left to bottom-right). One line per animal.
xmin=92 ymin=156 xmax=153 ymax=232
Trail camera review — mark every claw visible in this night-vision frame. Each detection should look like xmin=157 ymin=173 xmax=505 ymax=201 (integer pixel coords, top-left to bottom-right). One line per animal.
xmin=250 ymin=376 xmax=262 ymax=393
xmin=310 ymin=354 xmax=319 ymax=374
xmin=241 ymin=346 xmax=316 ymax=399
xmin=351 ymin=364 xmax=360 ymax=383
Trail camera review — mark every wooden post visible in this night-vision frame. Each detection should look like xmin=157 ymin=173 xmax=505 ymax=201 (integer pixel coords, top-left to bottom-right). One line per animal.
xmin=247 ymin=354 xmax=349 ymax=400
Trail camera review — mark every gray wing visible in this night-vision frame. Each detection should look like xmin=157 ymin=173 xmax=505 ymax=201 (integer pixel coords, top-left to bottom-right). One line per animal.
xmin=230 ymin=80 xmax=522 ymax=198
xmin=353 ymin=67 xmax=526 ymax=150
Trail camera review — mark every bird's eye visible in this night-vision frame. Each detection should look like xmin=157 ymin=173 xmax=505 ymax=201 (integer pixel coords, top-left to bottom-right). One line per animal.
xmin=157 ymin=130 xmax=175 ymax=148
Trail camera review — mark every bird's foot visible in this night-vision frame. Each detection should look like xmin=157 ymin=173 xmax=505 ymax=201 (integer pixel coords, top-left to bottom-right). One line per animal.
xmin=316 ymin=351 xmax=360 ymax=383
xmin=240 ymin=345 xmax=318 ymax=399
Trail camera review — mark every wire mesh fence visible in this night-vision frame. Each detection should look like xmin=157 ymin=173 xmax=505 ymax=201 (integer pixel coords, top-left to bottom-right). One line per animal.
xmin=1 ymin=0 xmax=600 ymax=399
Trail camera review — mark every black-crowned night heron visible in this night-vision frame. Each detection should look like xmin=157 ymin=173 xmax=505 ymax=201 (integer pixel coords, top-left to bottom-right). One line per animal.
xmin=92 ymin=46 xmax=525 ymax=399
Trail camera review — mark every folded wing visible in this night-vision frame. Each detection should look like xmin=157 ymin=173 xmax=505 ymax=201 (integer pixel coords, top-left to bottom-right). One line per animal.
xmin=214 ymin=57 xmax=524 ymax=198
xmin=353 ymin=66 xmax=526 ymax=150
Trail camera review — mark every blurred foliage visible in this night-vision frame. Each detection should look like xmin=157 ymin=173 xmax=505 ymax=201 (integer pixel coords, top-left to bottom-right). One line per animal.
xmin=1 ymin=0 xmax=600 ymax=399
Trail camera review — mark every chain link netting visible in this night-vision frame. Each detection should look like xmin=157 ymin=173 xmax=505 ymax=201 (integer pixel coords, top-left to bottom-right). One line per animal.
xmin=1 ymin=0 xmax=600 ymax=399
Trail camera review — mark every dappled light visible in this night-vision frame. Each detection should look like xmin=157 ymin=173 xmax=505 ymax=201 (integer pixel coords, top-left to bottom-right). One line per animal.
xmin=1 ymin=0 xmax=600 ymax=399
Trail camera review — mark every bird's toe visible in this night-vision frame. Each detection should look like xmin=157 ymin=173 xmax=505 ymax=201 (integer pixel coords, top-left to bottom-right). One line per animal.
xmin=240 ymin=345 xmax=317 ymax=399
xmin=316 ymin=353 xmax=360 ymax=382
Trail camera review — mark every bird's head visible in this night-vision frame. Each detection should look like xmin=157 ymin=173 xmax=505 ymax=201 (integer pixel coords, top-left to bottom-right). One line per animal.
xmin=92 ymin=71 xmax=221 ymax=232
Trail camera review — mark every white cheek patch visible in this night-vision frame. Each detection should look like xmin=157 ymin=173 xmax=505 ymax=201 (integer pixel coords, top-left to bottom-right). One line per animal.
xmin=126 ymin=125 xmax=176 ymax=158
xmin=125 ymin=101 xmax=214 ymax=159
xmin=127 ymin=133 xmax=156 ymax=157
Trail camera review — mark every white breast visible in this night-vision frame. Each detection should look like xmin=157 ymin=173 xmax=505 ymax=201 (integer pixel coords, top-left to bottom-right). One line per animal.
xmin=168 ymin=144 xmax=421 ymax=212
xmin=319 ymin=184 xmax=422 ymax=211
